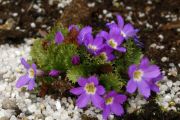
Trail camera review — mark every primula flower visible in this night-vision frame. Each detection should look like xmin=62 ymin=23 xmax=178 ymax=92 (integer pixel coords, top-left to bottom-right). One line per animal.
xmin=71 ymin=55 xmax=80 ymax=65
xmin=77 ymin=26 xmax=92 ymax=45
xmin=16 ymin=58 xmax=36 ymax=90
xmin=70 ymin=76 xmax=105 ymax=109
xmin=98 ymin=27 xmax=126 ymax=53
xmin=49 ymin=69 xmax=60 ymax=77
xmin=84 ymin=33 xmax=104 ymax=55
xmin=55 ymin=31 xmax=64 ymax=44
xmin=107 ymin=15 xmax=138 ymax=40
xmin=101 ymin=91 xmax=127 ymax=120
xmin=126 ymin=57 xmax=161 ymax=98
xmin=68 ymin=24 xmax=79 ymax=32
xmin=96 ymin=46 xmax=115 ymax=62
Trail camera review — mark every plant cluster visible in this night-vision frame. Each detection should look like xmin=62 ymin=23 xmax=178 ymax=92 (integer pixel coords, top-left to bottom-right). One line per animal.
xmin=16 ymin=15 xmax=162 ymax=120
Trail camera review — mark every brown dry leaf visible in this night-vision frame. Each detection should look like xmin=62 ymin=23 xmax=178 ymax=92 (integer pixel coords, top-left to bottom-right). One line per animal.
xmin=0 ymin=18 xmax=16 ymax=30
xmin=161 ymin=21 xmax=180 ymax=30
xmin=39 ymin=81 xmax=50 ymax=97
xmin=64 ymin=27 xmax=79 ymax=46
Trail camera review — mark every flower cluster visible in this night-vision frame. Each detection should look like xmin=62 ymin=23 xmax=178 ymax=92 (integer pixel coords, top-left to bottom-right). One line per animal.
xmin=16 ymin=14 xmax=162 ymax=120
xmin=70 ymin=76 xmax=127 ymax=120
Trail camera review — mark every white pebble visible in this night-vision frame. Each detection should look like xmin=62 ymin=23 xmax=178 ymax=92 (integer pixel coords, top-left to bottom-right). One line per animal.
xmin=30 ymin=22 xmax=36 ymax=28
xmin=161 ymin=57 xmax=168 ymax=62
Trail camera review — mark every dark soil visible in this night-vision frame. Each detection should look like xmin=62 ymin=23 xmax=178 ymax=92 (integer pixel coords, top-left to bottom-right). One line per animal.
xmin=0 ymin=0 xmax=64 ymax=44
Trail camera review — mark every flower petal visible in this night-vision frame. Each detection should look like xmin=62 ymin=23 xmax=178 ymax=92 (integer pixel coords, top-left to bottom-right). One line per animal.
xmin=68 ymin=24 xmax=79 ymax=32
xmin=21 ymin=58 xmax=30 ymax=69
xmin=126 ymin=79 xmax=137 ymax=94
xmin=111 ymin=103 xmax=124 ymax=116
xmin=109 ymin=26 xmax=121 ymax=36
xmin=87 ymin=76 xmax=99 ymax=85
xmin=143 ymin=65 xmax=160 ymax=79
xmin=117 ymin=47 xmax=126 ymax=53
xmin=128 ymin=64 xmax=137 ymax=78
xmin=114 ymin=95 xmax=127 ymax=104
xmin=97 ymin=85 xmax=105 ymax=95
xmin=70 ymin=87 xmax=84 ymax=95
xmin=139 ymin=57 xmax=150 ymax=69
xmin=16 ymin=75 xmax=30 ymax=88
xmin=78 ymin=26 xmax=92 ymax=44
xmin=116 ymin=15 xmax=124 ymax=29
xmin=78 ymin=77 xmax=87 ymax=87
xmin=31 ymin=63 xmax=37 ymax=75
xmin=138 ymin=80 xmax=150 ymax=98
xmin=97 ymin=31 xmax=109 ymax=40
xmin=76 ymin=93 xmax=90 ymax=108
xmin=91 ymin=94 xmax=104 ymax=109
xmin=28 ymin=79 xmax=35 ymax=90
xmin=150 ymin=83 xmax=160 ymax=93
xmin=55 ymin=31 xmax=64 ymax=44
xmin=102 ymin=106 xmax=111 ymax=120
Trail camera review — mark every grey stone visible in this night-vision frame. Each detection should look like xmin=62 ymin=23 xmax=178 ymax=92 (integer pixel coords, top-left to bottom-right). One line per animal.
xmin=2 ymin=99 xmax=18 ymax=110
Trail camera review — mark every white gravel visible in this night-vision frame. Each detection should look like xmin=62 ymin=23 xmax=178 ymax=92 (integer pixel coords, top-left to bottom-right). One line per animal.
xmin=0 ymin=39 xmax=102 ymax=120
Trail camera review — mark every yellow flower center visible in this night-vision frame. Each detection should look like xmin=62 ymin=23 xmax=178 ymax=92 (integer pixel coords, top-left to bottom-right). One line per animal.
xmin=88 ymin=44 xmax=97 ymax=51
xmin=133 ymin=70 xmax=143 ymax=82
xmin=99 ymin=52 xmax=107 ymax=61
xmin=85 ymin=82 xmax=96 ymax=95
xmin=106 ymin=97 xmax=113 ymax=105
xmin=28 ymin=68 xmax=35 ymax=78
xmin=108 ymin=39 xmax=117 ymax=48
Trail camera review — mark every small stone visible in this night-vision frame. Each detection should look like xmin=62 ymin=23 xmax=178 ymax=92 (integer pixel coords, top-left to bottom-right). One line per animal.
xmin=55 ymin=101 xmax=61 ymax=110
xmin=12 ymin=13 xmax=18 ymax=17
xmin=0 ymin=117 xmax=9 ymax=120
xmin=160 ymin=85 xmax=168 ymax=91
xmin=2 ymin=99 xmax=18 ymax=109
xmin=167 ymin=81 xmax=173 ymax=88
xmin=28 ymin=104 xmax=37 ymax=113
xmin=164 ymin=95 xmax=171 ymax=102
xmin=158 ymin=34 xmax=164 ymax=40
xmin=161 ymin=57 xmax=168 ymax=62
xmin=103 ymin=9 xmax=108 ymax=14
xmin=30 ymin=23 xmax=36 ymax=28
xmin=150 ymin=43 xmax=156 ymax=48
xmin=10 ymin=115 xmax=17 ymax=120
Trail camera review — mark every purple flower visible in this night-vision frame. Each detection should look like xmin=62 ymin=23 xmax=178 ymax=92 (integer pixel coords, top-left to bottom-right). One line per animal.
xmin=70 ymin=76 xmax=105 ymax=109
xmin=55 ymin=31 xmax=64 ymax=44
xmin=148 ymin=74 xmax=163 ymax=93
xmin=126 ymin=57 xmax=161 ymax=98
xmin=68 ymin=24 xmax=79 ymax=32
xmin=84 ymin=33 xmax=104 ymax=55
xmin=102 ymin=91 xmax=127 ymax=120
xmin=77 ymin=26 xmax=92 ymax=45
xmin=96 ymin=46 xmax=115 ymax=62
xmin=71 ymin=55 xmax=80 ymax=65
xmin=98 ymin=27 xmax=126 ymax=53
xmin=107 ymin=15 xmax=138 ymax=40
xmin=16 ymin=58 xmax=36 ymax=90
xmin=49 ymin=70 xmax=60 ymax=77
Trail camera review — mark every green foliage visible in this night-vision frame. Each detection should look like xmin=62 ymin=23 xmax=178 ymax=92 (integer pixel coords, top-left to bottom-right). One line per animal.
xmin=30 ymin=40 xmax=78 ymax=71
xmin=67 ymin=65 xmax=87 ymax=83
xmin=78 ymin=46 xmax=110 ymax=66
xmin=100 ymin=73 xmax=125 ymax=92
xmin=114 ymin=40 xmax=142 ymax=74
xmin=45 ymin=23 xmax=69 ymax=41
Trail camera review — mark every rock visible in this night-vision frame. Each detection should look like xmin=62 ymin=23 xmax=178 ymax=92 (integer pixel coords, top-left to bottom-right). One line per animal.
xmin=2 ymin=99 xmax=18 ymax=110
xmin=0 ymin=117 xmax=9 ymax=120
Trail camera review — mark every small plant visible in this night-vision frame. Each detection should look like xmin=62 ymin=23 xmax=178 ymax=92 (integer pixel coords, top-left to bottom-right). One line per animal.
xmin=16 ymin=15 xmax=162 ymax=120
